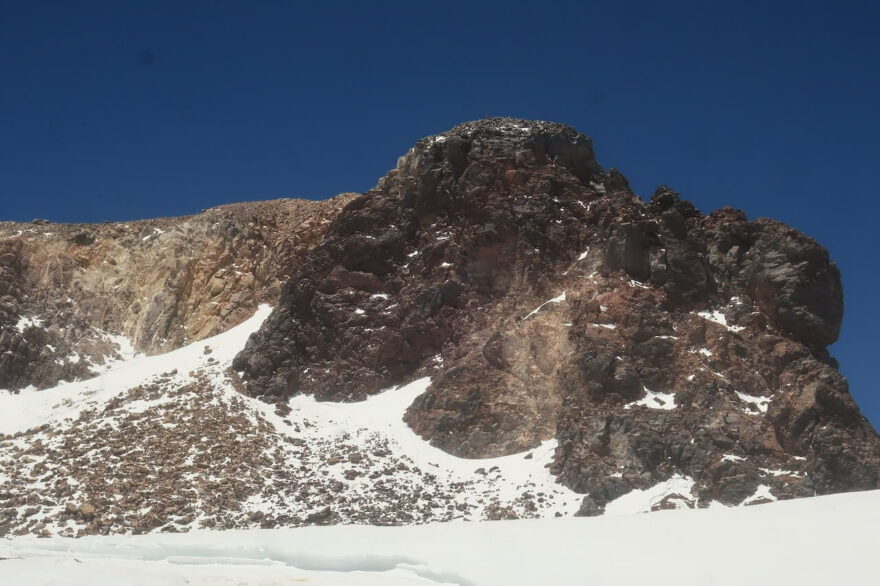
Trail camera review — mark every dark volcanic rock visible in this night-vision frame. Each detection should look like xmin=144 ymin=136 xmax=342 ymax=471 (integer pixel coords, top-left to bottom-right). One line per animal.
xmin=235 ymin=117 xmax=880 ymax=508
xmin=235 ymin=118 xmax=605 ymax=402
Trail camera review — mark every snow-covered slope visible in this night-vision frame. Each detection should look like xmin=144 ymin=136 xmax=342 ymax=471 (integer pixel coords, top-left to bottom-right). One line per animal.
xmin=0 ymin=306 xmax=583 ymax=538
xmin=0 ymin=306 xmax=274 ymax=435
xmin=3 ymin=305 xmax=875 ymax=584
xmin=2 ymin=488 xmax=878 ymax=585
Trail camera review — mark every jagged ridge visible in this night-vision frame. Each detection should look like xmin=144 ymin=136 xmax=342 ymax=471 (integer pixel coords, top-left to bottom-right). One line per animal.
xmin=234 ymin=117 xmax=880 ymax=512
xmin=1 ymin=117 xmax=877 ymax=528
xmin=0 ymin=196 xmax=353 ymax=391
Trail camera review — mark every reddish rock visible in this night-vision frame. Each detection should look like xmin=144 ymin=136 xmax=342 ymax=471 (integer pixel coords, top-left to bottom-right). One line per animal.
xmin=233 ymin=118 xmax=880 ymax=507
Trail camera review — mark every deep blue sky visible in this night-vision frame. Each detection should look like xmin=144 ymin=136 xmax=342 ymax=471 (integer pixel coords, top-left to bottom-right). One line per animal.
xmin=2 ymin=1 xmax=878 ymax=427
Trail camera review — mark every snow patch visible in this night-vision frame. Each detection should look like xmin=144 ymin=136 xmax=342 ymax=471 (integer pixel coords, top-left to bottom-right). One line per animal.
xmin=522 ymin=292 xmax=566 ymax=320
xmin=735 ymin=391 xmax=770 ymax=413
xmin=15 ymin=315 xmax=43 ymax=333
xmin=624 ymin=386 xmax=676 ymax=411
xmin=742 ymin=484 xmax=777 ymax=505
xmin=604 ymin=474 xmax=695 ymax=515
xmin=759 ymin=468 xmax=802 ymax=478
xmin=260 ymin=377 xmax=583 ymax=520
xmin=696 ymin=310 xmax=745 ymax=332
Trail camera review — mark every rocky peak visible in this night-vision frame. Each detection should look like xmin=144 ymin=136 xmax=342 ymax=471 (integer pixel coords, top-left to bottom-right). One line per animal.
xmin=233 ymin=118 xmax=879 ymax=512
xmin=1 ymin=118 xmax=876 ymax=524
xmin=384 ymin=118 xmax=603 ymax=189
xmin=234 ymin=119 xmax=622 ymax=400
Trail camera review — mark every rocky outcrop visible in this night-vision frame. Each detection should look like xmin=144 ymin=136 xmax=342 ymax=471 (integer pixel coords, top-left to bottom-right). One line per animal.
xmin=0 ymin=196 xmax=353 ymax=391
xmin=3 ymin=117 xmax=876 ymax=519
xmin=235 ymin=118 xmax=880 ymax=509
xmin=234 ymin=119 xmax=605 ymax=400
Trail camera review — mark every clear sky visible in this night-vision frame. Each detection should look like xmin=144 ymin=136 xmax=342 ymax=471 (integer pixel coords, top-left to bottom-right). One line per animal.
xmin=2 ymin=1 xmax=878 ymax=427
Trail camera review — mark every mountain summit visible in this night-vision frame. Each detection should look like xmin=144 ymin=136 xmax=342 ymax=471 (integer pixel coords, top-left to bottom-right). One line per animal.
xmin=233 ymin=117 xmax=879 ymax=512
xmin=1 ymin=119 xmax=878 ymax=536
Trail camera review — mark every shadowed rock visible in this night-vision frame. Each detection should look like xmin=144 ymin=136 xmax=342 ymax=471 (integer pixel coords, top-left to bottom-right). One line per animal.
xmin=233 ymin=117 xmax=879 ymax=508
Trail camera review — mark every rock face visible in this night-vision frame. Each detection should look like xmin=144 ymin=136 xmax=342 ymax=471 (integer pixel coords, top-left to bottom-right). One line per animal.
xmin=0 ymin=196 xmax=353 ymax=391
xmin=2 ymin=117 xmax=878 ymax=520
xmin=235 ymin=118 xmax=880 ymax=510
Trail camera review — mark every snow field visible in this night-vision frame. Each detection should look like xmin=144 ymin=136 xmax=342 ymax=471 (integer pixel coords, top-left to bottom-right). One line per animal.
xmin=1 ymin=305 xmax=583 ymax=540
xmin=2 ymin=489 xmax=878 ymax=585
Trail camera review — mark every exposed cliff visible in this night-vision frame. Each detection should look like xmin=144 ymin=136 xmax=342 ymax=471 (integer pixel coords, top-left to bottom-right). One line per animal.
xmin=234 ymin=118 xmax=880 ymax=512
xmin=2 ymin=118 xmax=877 ymax=531
xmin=0 ymin=195 xmax=354 ymax=391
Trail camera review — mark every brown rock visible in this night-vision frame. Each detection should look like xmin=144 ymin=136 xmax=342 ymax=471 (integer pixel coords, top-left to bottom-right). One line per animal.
xmin=230 ymin=118 xmax=880 ymax=509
